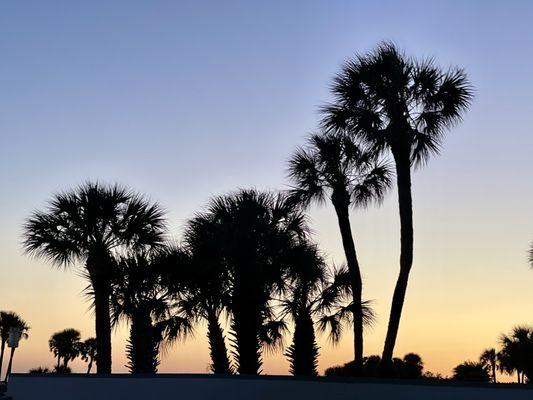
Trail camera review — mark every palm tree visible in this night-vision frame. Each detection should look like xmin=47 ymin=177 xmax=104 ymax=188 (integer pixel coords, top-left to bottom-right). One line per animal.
xmin=498 ymin=326 xmax=533 ymax=383
xmin=452 ymin=361 xmax=490 ymax=382
xmin=110 ymin=249 xmax=192 ymax=374
xmin=49 ymin=329 xmax=81 ymax=369
xmin=180 ymin=218 xmax=233 ymax=374
xmin=282 ymin=242 xmax=375 ymax=376
xmin=321 ymin=42 xmax=472 ymax=370
xmin=288 ymin=132 xmax=391 ymax=369
xmin=0 ymin=311 xmax=30 ymax=379
xmin=195 ymin=189 xmax=309 ymax=375
xmin=480 ymin=348 xmax=498 ymax=383
xmin=23 ymin=182 xmax=166 ymax=373
xmin=79 ymin=338 xmax=97 ymax=374
xmin=529 ymin=243 xmax=533 ymax=268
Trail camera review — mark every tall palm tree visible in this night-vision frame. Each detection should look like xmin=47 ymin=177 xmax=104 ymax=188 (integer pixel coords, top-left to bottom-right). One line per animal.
xmin=288 ymin=132 xmax=391 ymax=369
xmin=180 ymin=217 xmax=233 ymax=374
xmin=282 ymin=242 xmax=375 ymax=376
xmin=79 ymin=338 xmax=97 ymax=374
xmin=321 ymin=43 xmax=472 ymax=370
xmin=49 ymin=329 xmax=81 ymax=369
xmin=196 ymin=189 xmax=309 ymax=375
xmin=0 ymin=311 xmax=30 ymax=379
xmin=23 ymin=182 xmax=166 ymax=373
xmin=480 ymin=348 xmax=498 ymax=383
xmin=110 ymin=249 xmax=192 ymax=374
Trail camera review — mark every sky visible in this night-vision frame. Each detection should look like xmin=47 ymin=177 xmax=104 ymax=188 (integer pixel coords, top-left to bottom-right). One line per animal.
xmin=1 ymin=0 xmax=533 ymax=379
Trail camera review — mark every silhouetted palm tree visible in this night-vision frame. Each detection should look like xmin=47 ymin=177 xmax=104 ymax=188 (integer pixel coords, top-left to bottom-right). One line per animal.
xmin=23 ymin=182 xmax=166 ymax=373
xmin=180 ymin=218 xmax=233 ymax=374
xmin=288 ymin=132 xmax=391 ymax=369
xmin=79 ymin=338 xmax=97 ymax=374
xmin=195 ymin=189 xmax=309 ymax=375
xmin=529 ymin=243 xmax=533 ymax=268
xmin=49 ymin=329 xmax=81 ymax=369
xmin=498 ymin=326 xmax=533 ymax=383
xmin=321 ymin=43 xmax=472 ymax=371
xmin=480 ymin=348 xmax=498 ymax=383
xmin=0 ymin=311 xmax=30 ymax=379
xmin=110 ymin=249 xmax=192 ymax=374
xmin=282 ymin=242 xmax=375 ymax=376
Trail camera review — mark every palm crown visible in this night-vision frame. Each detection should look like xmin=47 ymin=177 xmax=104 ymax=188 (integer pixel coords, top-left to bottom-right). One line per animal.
xmin=288 ymin=132 xmax=392 ymax=208
xmin=321 ymin=42 xmax=472 ymax=166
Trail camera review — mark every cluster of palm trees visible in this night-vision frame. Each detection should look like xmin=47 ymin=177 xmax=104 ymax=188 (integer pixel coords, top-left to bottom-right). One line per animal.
xmin=47 ymin=329 xmax=97 ymax=373
xmin=0 ymin=312 xmax=30 ymax=381
xmin=451 ymin=326 xmax=533 ymax=384
xmin=22 ymin=43 xmax=474 ymax=376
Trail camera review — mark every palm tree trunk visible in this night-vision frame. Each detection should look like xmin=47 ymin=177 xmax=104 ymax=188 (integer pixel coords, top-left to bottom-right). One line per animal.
xmin=87 ymin=358 xmax=93 ymax=374
xmin=381 ymin=153 xmax=414 ymax=374
xmin=0 ymin=340 xmax=6 ymax=379
xmin=333 ymin=197 xmax=364 ymax=370
xmin=56 ymin=355 xmax=61 ymax=370
xmin=206 ymin=310 xmax=232 ymax=374
xmin=231 ymin=278 xmax=262 ymax=375
xmin=92 ymin=277 xmax=112 ymax=374
xmin=287 ymin=311 xmax=318 ymax=376
xmin=5 ymin=347 xmax=16 ymax=382
xmin=127 ymin=311 xmax=158 ymax=374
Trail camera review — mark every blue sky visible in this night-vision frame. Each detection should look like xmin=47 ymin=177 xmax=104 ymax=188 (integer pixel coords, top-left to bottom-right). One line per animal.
xmin=1 ymin=1 xmax=533 ymax=376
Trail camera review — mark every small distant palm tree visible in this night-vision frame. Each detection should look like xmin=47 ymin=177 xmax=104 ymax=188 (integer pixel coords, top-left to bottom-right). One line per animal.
xmin=283 ymin=242 xmax=375 ymax=376
xmin=480 ymin=348 xmax=498 ymax=383
xmin=79 ymin=338 xmax=97 ymax=374
xmin=110 ymin=249 xmax=192 ymax=374
xmin=498 ymin=326 xmax=533 ymax=383
xmin=49 ymin=329 xmax=81 ymax=369
xmin=288 ymin=132 xmax=391 ymax=369
xmin=23 ymin=182 xmax=166 ymax=373
xmin=0 ymin=311 xmax=30 ymax=379
xmin=321 ymin=42 xmax=473 ymax=371
xmin=529 ymin=243 xmax=533 ymax=268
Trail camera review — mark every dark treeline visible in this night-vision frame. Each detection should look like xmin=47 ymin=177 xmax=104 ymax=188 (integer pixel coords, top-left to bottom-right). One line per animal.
xmin=18 ymin=42 xmax=531 ymax=381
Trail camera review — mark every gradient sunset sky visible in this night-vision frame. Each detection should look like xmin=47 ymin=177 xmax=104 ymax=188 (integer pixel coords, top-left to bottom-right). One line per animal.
xmin=1 ymin=1 xmax=533 ymax=378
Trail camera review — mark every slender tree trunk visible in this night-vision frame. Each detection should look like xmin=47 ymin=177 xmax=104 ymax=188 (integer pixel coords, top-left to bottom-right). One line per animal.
xmin=87 ymin=358 xmax=93 ymax=374
xmin=381 ymin=153 xmax=414 ymax=374
xmin=56 ymin=355 xmax=61 ymax=370
xmin=492 ymin=361 xmax=496 ymax=383
xmin=92 ymin=277 xmax=112 ymax=374
xmin=5 ymin=347 xmax=16 ymax=382
xmin=0 ymin=340 xmax=6 ymax=379
xmin=206 ymin=310 xmax=232 ymax=374
xmin=333 ymin=195 xmax=364 ymax=371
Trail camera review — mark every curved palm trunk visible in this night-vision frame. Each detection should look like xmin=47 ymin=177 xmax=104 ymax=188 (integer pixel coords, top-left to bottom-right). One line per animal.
xmin=87 ymin=357 xmax=93 ymax=374
xmin=0 ymin=340 xmax=6 ymax=379
xmin=5 ymin=347 xmax=16 ymax=381
xmin=206 ymin=310 xmax=232 ymax=374
xmin=381 ymin=154 xmax=413 ymax=373
xmin=127 ymin=311 xmax=159 ymax=374
xmin=287 ymin=310 xmax=318 ymax=376
xmin=333 ymin=196 xmax=364 ymax=371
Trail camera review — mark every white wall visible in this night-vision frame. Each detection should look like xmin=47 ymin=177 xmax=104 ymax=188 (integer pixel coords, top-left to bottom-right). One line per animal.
xmin=7 ymin=374 xmax=533 ymax=400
